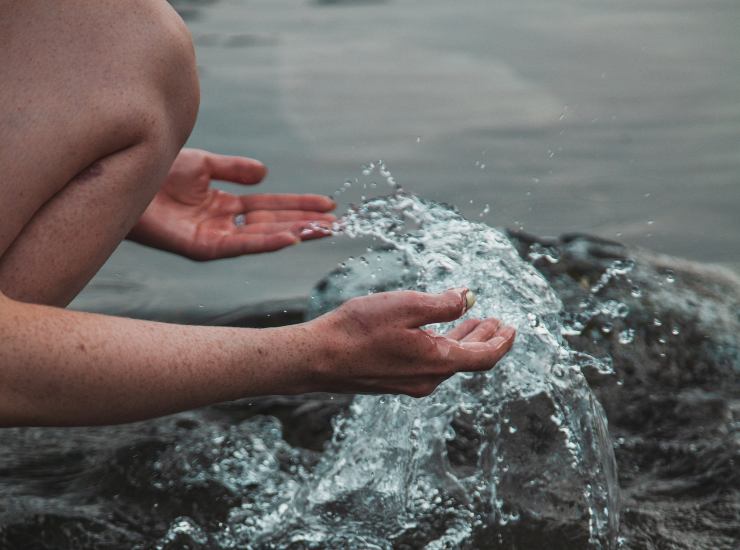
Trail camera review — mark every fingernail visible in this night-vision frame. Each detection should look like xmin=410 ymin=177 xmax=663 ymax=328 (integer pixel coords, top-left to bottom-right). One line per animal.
xmin=450 ymin=288 xmax=476 ymax=313
xmin=449 ymin=288 xmax=470 ymax=313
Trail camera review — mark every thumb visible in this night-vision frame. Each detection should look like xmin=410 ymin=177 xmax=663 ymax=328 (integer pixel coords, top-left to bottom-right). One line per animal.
xmin=205 ymin=153 xmax=267 ymax=185
xmin=398 ymin=288 xmax=475 ymax=328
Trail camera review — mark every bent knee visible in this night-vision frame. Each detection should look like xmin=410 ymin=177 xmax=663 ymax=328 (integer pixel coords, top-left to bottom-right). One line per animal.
xmin=65 ymin=0 xmax=200 ymax=151
xmin=120 ymin=0 xmax=200 ymax=147
xmin=144 ymin=1 xmax=200 ymax=144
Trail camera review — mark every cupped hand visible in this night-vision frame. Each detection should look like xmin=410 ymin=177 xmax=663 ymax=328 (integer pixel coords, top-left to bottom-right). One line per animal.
xmin=307 ymin=289 xmax=516 ymax=397
xmin=129 ymin=148 xmax=336 ymax=260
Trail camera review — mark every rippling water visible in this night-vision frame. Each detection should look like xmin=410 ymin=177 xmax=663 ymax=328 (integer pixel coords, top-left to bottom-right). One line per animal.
xmin=72 ymin=0 xmax=740 ymax=321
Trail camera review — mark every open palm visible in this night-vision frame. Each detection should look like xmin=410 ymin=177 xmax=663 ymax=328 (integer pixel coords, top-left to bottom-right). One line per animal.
xmin=129 ymin=149 xmax=336 ymax=260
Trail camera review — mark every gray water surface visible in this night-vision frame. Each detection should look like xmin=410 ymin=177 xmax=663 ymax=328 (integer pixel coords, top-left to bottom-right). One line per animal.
xmin=73 ymin=0 xmax=740 ymax=320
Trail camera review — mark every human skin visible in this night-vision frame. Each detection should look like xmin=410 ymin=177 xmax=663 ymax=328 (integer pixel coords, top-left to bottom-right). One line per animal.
xmin=0 ymin=0 xmax=515 ymax=426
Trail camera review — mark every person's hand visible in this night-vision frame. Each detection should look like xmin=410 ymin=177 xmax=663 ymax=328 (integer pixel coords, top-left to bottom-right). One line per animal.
xmin=129 ymin=148 xmax=336 ymax=260
xmin=306 ymin=289 xmax=516 ymax=397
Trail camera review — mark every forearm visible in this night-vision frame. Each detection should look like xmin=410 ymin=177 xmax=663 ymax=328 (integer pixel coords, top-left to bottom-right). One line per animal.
xmin=0 ymin=293 xmax=320 ymax=427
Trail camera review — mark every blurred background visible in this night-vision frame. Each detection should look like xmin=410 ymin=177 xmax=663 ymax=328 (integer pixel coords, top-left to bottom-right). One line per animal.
xmin=72 ymin=0 xmax=740 ymax=321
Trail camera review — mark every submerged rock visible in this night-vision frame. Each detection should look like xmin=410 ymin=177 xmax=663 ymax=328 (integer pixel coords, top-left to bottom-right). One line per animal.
xmin=507 ymin=231 xmax=740 ymax=549
xmin=305 ymin=226 xmax=739 ymax=549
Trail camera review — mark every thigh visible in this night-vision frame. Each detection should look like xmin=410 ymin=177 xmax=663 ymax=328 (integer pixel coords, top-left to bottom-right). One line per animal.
xmin=0 ymin=0 xmax=199 ymax=305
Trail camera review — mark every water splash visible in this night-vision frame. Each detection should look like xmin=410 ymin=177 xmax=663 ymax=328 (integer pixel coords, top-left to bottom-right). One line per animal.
xmin=159 ymin=191 xmax=620 ymax=548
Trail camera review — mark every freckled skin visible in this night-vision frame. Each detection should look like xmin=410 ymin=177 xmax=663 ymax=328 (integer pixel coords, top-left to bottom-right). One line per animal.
xmin=0 ymin=1 xmax=516 ymax=427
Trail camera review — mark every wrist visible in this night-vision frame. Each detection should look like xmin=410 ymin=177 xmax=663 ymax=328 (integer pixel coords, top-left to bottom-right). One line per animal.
xmin=251 ymin=321 xmax=335 ymax=395
xmin=294 ymin=316 xmax=341 ymax=393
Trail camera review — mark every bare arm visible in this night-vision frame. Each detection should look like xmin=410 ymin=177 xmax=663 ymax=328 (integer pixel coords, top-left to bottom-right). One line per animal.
xmin=0 ymin=288 xmax=515 ymax=427
xmin=0 ymin=290 xmax=318 ymax=426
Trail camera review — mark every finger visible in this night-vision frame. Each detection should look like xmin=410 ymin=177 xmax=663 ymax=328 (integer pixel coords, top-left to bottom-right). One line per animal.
xmin=448 ymin=325 xmax=517 ymax=373
xmin=392 ymin=288 xmax=472 ymax=328
xmin=297 ymin=225 xmax=334 ymax=241
xmin=244 ymin=210 xmax=337 ymax=224
xmin=241 ymin=194 xmax=336 ymax=213
xmin=205 ymin=153 xmax=268 ymax=185
xmin=445 ymin=319 xmax=481 ymax=340
xmin=236 ymin=221 xmax=333 ymax=236
xmin=208 ymin=231 xmax=299 ymax=258
xmin=460 ymin=318 xmax=502 ymax=343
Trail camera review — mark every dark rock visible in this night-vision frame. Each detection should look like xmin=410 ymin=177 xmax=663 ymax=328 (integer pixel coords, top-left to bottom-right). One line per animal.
xmin=305 ymin=231 xmax=740 ymax=549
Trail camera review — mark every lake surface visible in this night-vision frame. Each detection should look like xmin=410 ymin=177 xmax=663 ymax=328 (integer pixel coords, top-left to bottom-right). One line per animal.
xmin=72 ymin=0 xmax=740 ymax=321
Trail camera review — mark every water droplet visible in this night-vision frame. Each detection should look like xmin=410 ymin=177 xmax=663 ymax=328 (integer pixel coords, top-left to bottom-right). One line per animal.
xmin=630 ymin=286 xmax=642 ymax=298
xmin=653 ymin=318 xmax=662 ymax=327
xmin=618 ymin=328 xmax=635 ymax=344
xmin=671 ymin=326 xmax=680 ymax=336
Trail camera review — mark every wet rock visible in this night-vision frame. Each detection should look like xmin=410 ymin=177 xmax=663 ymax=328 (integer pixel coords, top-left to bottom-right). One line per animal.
xmin=307 ymin=231 xmax=739 ymax=548
xmin=507 ymin=231 xmax=740 ymax=549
